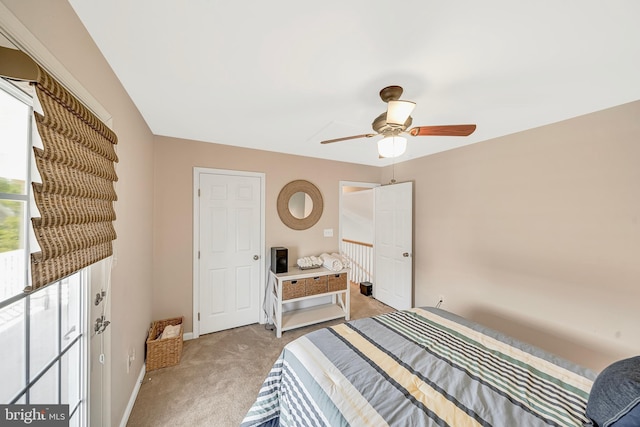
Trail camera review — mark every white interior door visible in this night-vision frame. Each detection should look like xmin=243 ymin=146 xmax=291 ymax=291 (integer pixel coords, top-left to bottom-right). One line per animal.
xmin=198 ymin=171 xmax=263 ymax=334
xmin=374 ymin=181 xmax=413 ymax=310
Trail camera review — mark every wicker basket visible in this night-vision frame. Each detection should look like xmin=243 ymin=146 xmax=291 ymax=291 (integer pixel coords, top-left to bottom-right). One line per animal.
xmin=305 ymin=276 xmax=328 ymax=296
xmin=328 ymin=273 xmax=347 ymax=292
xmin=146 ymin=316 xmax=184 ymax=371
xmin=283 ymin=279 xmax=305 ymax=300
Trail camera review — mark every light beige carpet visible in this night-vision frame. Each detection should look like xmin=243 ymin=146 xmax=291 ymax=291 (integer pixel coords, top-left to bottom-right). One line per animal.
xmin=126 ymin=283 xmax=394 ymax=427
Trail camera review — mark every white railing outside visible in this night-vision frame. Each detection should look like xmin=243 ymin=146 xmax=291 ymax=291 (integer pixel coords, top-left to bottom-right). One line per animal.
xmin=0 ymin=249 xmax=25 ymax=302
xmin=340 ymin=239 xmax=373 ymax=286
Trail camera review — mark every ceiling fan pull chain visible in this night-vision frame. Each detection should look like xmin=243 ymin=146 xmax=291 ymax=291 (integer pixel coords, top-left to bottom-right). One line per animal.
xmin=390 ymin=158 xmax=397 ymax=185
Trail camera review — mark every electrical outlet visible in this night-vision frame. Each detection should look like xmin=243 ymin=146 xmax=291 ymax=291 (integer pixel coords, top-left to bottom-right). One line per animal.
xmin=126 ymin=347 xmax=135 ymax=373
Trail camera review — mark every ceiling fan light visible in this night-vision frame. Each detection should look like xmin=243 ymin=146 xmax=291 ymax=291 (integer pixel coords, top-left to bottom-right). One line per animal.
xmin=377 ymin=136 xmax=407 ymax=158
xmin=387 ymin=100 xmax=416 ymax=126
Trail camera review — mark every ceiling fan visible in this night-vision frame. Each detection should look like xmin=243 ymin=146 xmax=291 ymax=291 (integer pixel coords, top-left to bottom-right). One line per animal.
xmin=320 ymin=85 xmax=476 ymax=158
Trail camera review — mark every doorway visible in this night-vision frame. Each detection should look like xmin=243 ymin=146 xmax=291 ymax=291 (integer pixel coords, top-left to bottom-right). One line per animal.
xmin=339 ymin=180 xmax=414 ymax=310
xmin=192 ymin=168 xmax=266 ymax=338
xmin=339 ymin=181 xmax=378 ymax=287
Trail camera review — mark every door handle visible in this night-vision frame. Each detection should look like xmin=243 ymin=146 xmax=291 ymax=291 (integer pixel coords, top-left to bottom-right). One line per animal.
xmin=253 ymin=255 xmax=259 ymax=260
xmin=94 ymin=290 xmax=106 ymax=306
xmin=63 ymin=325 xmax=77 ymax=340
xmin=94 ymin=315 xmax=110 ymax=334
xmin=402 ymin=252 xmax=410 ymax=257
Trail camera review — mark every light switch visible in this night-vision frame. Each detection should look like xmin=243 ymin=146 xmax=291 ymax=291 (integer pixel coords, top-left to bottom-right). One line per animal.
xmin=323 ymin=228 xmax=334 ymax=237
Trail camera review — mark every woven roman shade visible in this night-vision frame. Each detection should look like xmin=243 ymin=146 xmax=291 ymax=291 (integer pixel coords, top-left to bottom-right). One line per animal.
xmin=27 ymin=66 xmax=118 ymax=290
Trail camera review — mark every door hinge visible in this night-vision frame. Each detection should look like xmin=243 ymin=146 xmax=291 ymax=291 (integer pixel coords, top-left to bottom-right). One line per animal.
xmin=198 ymin=312 xmax=200 ymax=321
xmin=198 ymin=188 xmax=200 ymax=197
xmin=198 ymin=251 xmax=200 ymax=259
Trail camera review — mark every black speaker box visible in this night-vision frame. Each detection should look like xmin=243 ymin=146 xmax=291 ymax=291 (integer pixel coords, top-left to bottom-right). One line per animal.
xmin=360 ymin=281 xmax=372 ymax=296
xmin=271 ymin=247 xmax=288 ymax=273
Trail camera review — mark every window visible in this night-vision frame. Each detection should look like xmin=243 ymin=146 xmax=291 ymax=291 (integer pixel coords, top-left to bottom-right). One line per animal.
xmin=0 ymin=79 xmax=29 ymax=303
xmin=0 ymin=77 xmax=87 ymax=426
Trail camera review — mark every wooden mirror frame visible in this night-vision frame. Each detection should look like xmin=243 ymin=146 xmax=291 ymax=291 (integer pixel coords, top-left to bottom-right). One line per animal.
xmin=277 ymin=180 xmax=323 ymax=230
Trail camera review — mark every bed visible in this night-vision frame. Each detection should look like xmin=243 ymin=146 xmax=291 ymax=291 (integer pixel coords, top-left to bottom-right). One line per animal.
xmin=241 ymin=307 xmax=598 ymax=427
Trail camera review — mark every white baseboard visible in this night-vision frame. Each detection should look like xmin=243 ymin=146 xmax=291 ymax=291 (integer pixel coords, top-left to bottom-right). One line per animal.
xmin=119 ymin=363 xmax=146 ymax=427
xmin=183 ymin=332 xmax=194 ymax=341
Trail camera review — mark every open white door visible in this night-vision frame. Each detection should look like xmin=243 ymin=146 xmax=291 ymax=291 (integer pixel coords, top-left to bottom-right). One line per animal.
xmin=374 ymin=181 xmax=413 ymax=310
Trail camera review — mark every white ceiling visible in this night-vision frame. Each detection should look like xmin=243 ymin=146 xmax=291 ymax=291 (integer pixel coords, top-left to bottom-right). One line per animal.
xmin=68 ymin=1 xmax=640 ymax=167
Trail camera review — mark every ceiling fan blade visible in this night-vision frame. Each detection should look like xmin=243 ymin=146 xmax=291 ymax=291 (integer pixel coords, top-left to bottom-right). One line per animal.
xmin=409 ymin=124 xmax=476 ymax=137
xmin=320 ymin=133 xmax=376 ymax=144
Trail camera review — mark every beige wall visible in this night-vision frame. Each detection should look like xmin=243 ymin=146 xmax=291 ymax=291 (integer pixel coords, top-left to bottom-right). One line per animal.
xmin=152 ymin=136 xmax=381 ymax=331
xmin=4 ymin=5 xmax=638 ymax=423
xmin=2 ymin=0 xmax=156 ymax=423
xmin=154 ymin=102 xmax=640 ymax=373
xmin=383 ymin=100 xmax=640 ymax=371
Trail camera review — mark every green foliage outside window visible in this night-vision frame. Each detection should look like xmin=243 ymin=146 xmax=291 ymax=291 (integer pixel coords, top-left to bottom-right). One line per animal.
xmin=0 ymin=177 xmax=23 ymax=195
xmin=0 ymin=177 xmax=24 ymax=253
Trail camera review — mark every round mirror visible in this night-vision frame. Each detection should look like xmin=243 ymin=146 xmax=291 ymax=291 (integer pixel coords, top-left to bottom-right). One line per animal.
xmin=277 ymin=180 xmax=323 ymax=230
xmin=288 ymin=191 xmax=313 ymax=219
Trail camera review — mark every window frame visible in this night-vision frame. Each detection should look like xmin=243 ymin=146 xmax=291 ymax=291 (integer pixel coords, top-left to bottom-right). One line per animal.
xmin=1 ymin=76 xmax=88 ymax=426
xmin=0 ymin=78 xmax=32 ymax=307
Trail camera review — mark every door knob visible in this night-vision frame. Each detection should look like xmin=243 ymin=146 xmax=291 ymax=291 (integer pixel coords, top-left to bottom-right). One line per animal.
xmin=402 ymin=252 xmax=410 ymax=257
xmin=253 ymin=255 xmax=259 ymax=260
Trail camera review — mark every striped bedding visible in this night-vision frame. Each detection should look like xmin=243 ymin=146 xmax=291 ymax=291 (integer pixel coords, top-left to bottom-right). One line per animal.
xmin=242 ymin=307 xmax=596 ymax=427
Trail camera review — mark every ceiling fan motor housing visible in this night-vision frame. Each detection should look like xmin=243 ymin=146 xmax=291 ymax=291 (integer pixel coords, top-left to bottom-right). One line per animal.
xmin=372 ymin=112 xmax=412 ymax=135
